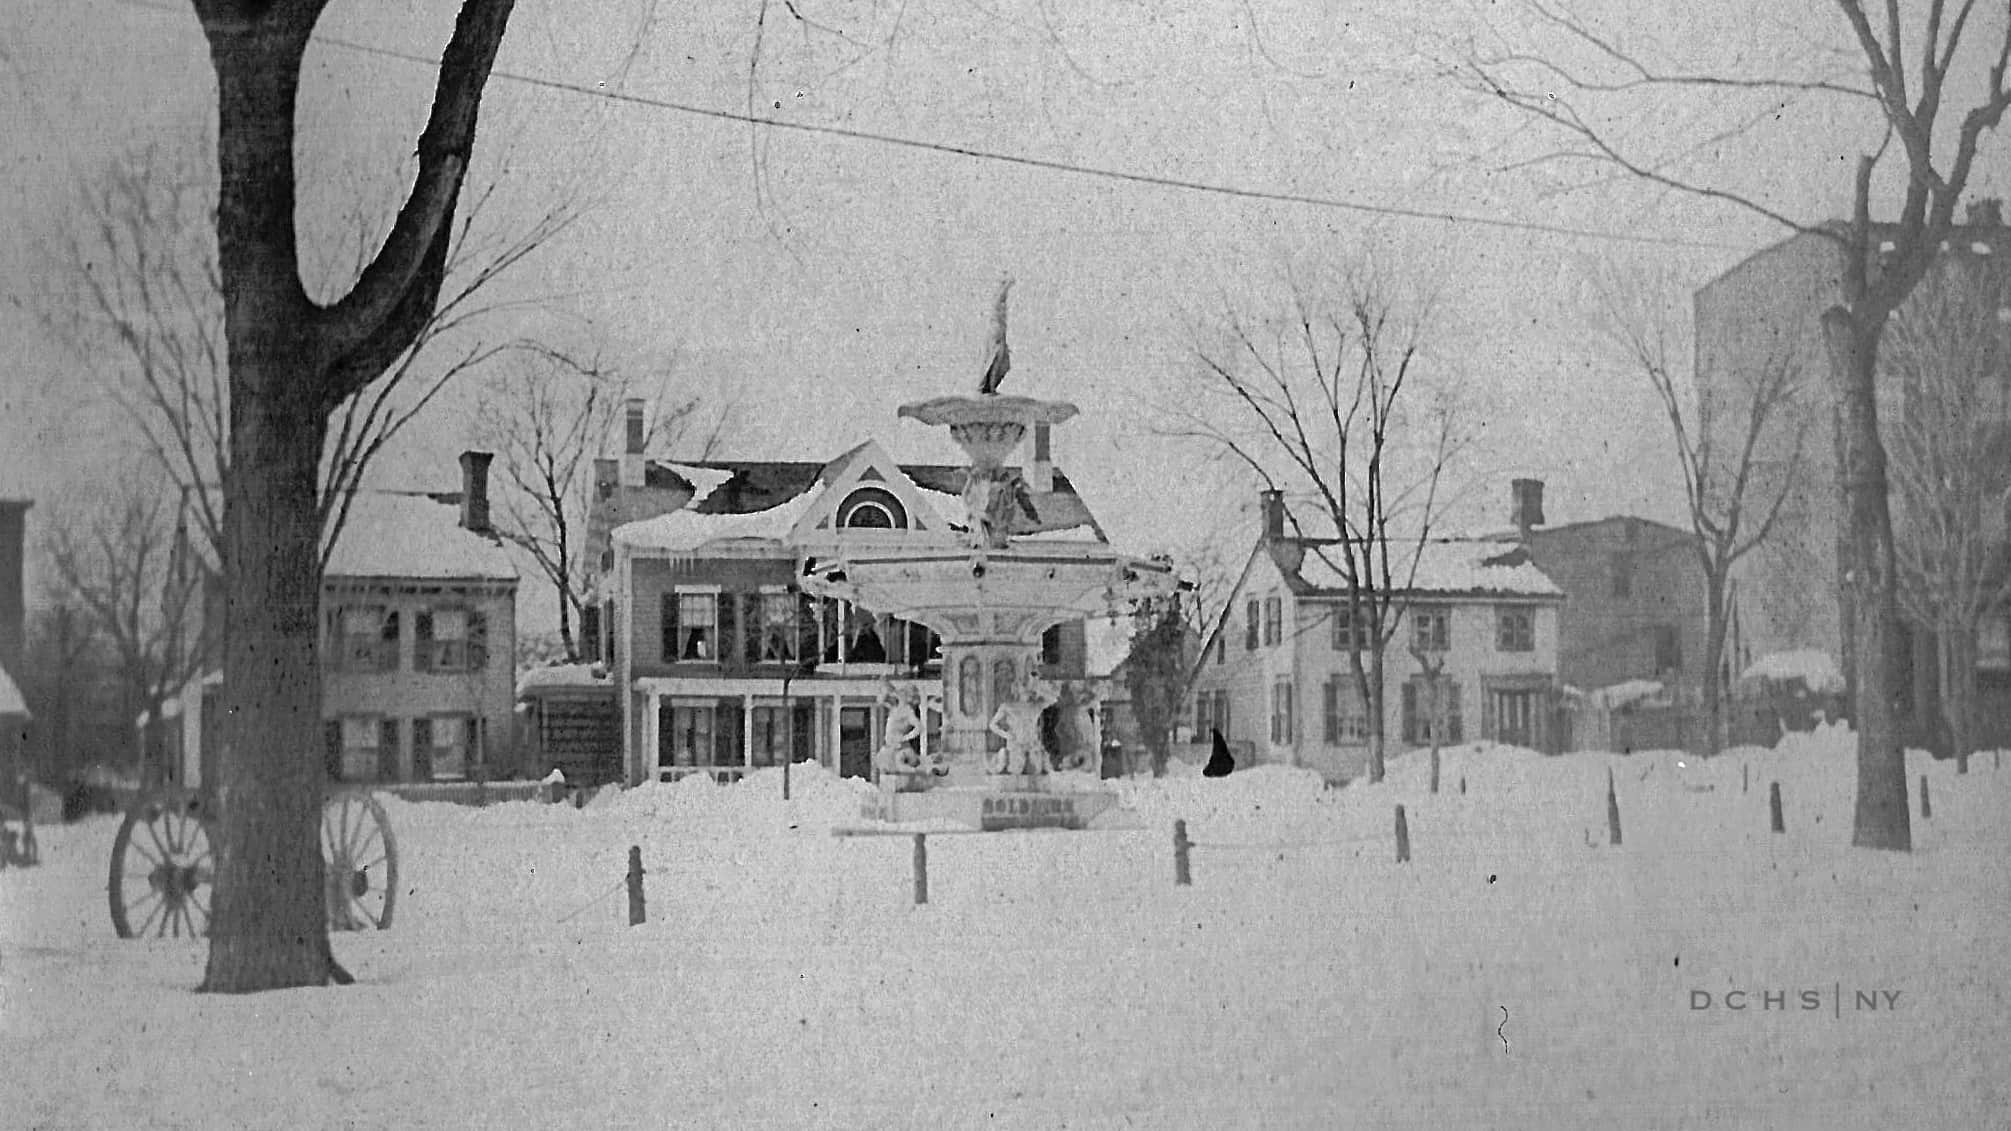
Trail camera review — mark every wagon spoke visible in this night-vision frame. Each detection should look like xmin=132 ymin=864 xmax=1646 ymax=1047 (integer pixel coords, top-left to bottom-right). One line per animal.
xmin=145 ymin=818 xmax=174 ymax=864
xmin=125 ymin=837 xmax=166 ymax=874
xmin=136 ymin=899 xmax=164 ymax=938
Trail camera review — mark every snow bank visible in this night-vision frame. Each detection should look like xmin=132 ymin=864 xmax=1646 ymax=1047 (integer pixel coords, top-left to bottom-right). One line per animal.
xmin=1742 ymin=648 xmax=1846 ymax=692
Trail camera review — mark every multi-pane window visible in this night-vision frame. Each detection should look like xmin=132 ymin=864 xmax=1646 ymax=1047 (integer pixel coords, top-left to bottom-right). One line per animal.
xmin=413 ymin=715 xmax=475 ymax=781
xmin=758 ymin=591 xmax=799 ymax=663
xmin=1412 ymin=608 xmax=1450 ymax=653
xmin=1489 ymin=690 xmax=1538 ymax=747
xmin=1263 ymin=597 xmax=1283 ymax=646
xmin=1402 ymin=677 xmax=1463 ymax=744
xmin=667 ymin=591 xmax=718 ymax=660
xmin=329 ymin=716 xmax=396 ymax=783
xmin=1245 ymin=599 xmax=1261 ymax=650
xmin=1041 ymin=625 xmax=1064 ymax=667
xmin=1322 ymin=677 xmax=1370 ymax=744
xmin=1269 ymin=679 xmax=1294 ymax=744
xmin=1330 ymin=605 xmax=1369 ymax=652
xmin=330 ymin=606 xmax=399 ymax=672
xmin=1213 ymin=631 xmax=1227 ymax=664
xmin=1194 ymin=689 xmax=1231 ymax=740
xmin=661 ymin=702 xmax=718 ymax=768
xmin=1981 ymin=617 xmax=2011 ymax=671
xmin=415 ymin=607 xmax=487 ymax=672
xmin=1496 ymin=607 xmax=1534 ymax=653
xmin=751 ymin=705 xmax=792 ymax=767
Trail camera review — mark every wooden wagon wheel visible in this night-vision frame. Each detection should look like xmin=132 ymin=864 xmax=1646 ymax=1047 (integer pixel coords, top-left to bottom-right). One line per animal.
xmin=108 ymin=788 xmax=216 ymax=939
xmin=323 ymin=790 xmax=397 ymax=931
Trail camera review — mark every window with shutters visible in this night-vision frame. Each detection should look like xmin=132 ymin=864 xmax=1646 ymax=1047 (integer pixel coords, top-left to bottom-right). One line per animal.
xmin=1402 ymin=677 xmax=1463 ymax=744
xmin=751 ymin=704 xmax=793 ymax=767
xmin=328 ymin=606 xmax=399 ymax=672
xmin=1270 ymin=678 xmax=1294 ymax=743
xmin=1245 ymin=599 xmax=1260 ymax=650
xmin=1412 ymin=608 xmax=1450 ymax=653
xmin=757 ymin=590 xmax=799 ymax=663
xmin=674 ymin=590 xmax=718 ymax=660
xmin=1263 ymin=596 xmax=1282 ymax=646
xmin=416 ymin=714 xmax=475 ymax=781
xmin=1323 ymin=677 xmax=1370 ymax=744
xmin=332 ymin=715 xmax=388 ymax=783
xmin=415 ymin=606 xmax=487 ymax=672
xmin=1653 ymin=624 xmax=1682 ymax=672
xmin=1495 ymin=606 xmax=1534 ymax=653
xmin=1330 ymin=605 xmax=1369 ymax=652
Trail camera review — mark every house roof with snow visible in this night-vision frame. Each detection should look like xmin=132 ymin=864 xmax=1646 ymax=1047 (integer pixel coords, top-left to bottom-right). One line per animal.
xmin=0 ymin=664 xmax=27 ymax=717
xmin=325 ymin=491 xmax=519 ymax=582
xmin=613 ymin=441 xmax=1105 ymax=556
xmin=1285 ymin=538 xmax=1563 ymax=599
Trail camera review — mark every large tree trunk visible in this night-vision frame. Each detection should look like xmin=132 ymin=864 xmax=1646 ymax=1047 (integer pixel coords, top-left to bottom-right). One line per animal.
xmin=1823 ymin=307 xmax=1911 ymax=852
xmin=1364 ymin=647 xmax=1386 ymax=784
xmin=1942 ymin=620 xmax=1976 ymax=775
xmin=1702 ymin=570 xmax=1730 ymax=755
xmin=198 ymin=16 xmax=345 ymax=993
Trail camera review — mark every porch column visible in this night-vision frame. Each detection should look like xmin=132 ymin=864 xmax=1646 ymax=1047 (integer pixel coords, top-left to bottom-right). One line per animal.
xmin=641 ymin=688 xmax=661 ymax=782
xmin=743 ymin=692 xmax=755 ymax=773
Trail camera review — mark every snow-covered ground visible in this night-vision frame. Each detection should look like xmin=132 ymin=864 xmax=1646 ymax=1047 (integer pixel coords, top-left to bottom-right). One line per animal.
xmin=3 ymin=731 xmax=2006 ymax=1128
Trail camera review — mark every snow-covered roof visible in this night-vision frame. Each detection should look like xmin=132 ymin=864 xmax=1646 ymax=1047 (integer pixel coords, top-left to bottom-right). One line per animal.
xmin=0 ymin=664 xmax=27 ymax=716
xmin=516 ymin=663 xmax=613 ymax=696
xmin=614 ymin=488 xmax=820 ymax=553
xmin=1084 ymin=616 xmax=1135 ymax=678
xmin=1293 ymin=539 xmax=1561 ymax=598
xmin=653 ymin=461 xmax=737 ymax=507
xmin=325 ymin=492 xmax=518 ymax=581
xmin=1589 ymin=679 xmax=1666 ymax=710
xmin=1741 ymin=649 xmax=1845 ymax=692
xmin=913 ymin=486 xmax=968 ymax=530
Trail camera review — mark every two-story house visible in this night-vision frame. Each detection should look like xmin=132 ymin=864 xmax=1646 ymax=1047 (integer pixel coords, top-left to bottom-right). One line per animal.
xmin=166 ymin=451 xmax=521 ymax=791
xmin=1189 ymin=491 xmax=1564 ymax=783
xmin=597 ymin=432 xmax=1102 ymax=785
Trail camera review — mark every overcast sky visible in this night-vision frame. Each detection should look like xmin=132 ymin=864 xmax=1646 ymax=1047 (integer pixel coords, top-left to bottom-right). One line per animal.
xmin=3 ymin=0 xmax=2004 ymax=632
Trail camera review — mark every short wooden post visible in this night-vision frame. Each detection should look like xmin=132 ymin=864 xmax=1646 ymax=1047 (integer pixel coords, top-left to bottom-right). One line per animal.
xmin=783 ymin=758 xmax=792 ymax=801
xmin=1742 ymin=763 xmax=1749 ymax=794
xmin=1394 ymin=805 xmax=1411 ymax=864
xmin=1172 ymin=819 xmax=1192 ymax=886
xmin=912 ymin=833 xmax=928 ymax=905
xmin=1606 ymin=767 xmax=1622 ymax=847
xmin=1430 ymin=746 xmax=1441 ymax=795
xmin=1459 ymin=776 xmax=1466 ymax=796
xmin=1920 ymin=775 xmax=1931 ymax=820
xmin=626 ymin=845 xmax=646 ymax=926
xmin=1769 ymin=782 xmax=1785 ymax=834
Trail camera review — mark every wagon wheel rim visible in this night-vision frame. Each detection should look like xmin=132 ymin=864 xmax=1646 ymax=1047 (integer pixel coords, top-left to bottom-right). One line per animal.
xmin=109 ymin=790 xmax=215 ymax=940
xmin=323 ymin=791 xmax=397 ymax=931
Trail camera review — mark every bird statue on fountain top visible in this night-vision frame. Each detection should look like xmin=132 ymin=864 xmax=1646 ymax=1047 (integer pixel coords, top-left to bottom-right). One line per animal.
xmin=978 ymin=275 xmax=1014 ymax=395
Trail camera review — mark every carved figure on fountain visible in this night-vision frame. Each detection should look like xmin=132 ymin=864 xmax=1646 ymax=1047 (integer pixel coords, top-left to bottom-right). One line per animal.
xmin=990 ymin=671 xmax=1059 ymax=776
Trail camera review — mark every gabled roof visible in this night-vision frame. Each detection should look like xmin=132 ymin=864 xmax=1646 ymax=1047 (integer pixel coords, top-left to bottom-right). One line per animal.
xmin=615 ymin=444 xmax=1104 ymax=554
xmin=325 ymin=491 xmax=519 ymax=582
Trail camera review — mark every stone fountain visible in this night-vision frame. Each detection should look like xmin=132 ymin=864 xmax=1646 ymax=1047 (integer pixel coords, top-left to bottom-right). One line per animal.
xmin=801 ymin=279 xmax=1181 ymax=830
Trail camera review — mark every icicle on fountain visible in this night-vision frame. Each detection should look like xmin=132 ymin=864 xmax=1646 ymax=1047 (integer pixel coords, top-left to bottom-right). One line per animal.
xmin=801 ymin=278 xmax=1182 ymax=829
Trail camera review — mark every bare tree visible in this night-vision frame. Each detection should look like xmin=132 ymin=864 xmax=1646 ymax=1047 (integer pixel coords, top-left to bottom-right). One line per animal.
xmin=1170 ymin=269 xmax=1460 ymax=784
xmin=1593 ymin=274 xmax=1810 ymax=754
xmin=1461 ymin=0 xmax=2011 ymax=849
xmin=41 ymin=483 xmax=208 ymax=787
xmin=475 ymin=346 xmax=731 ymax=662
xmin=1885 ymin=259 xmax=2011 ymax=773
xmin=44 ymin=136 xmax=572 ymax=575
xmin=184 ymin=0 xmax=520 ymax=993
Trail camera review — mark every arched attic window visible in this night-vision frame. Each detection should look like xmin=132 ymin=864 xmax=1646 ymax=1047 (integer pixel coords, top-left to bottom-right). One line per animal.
xmin=838 ymin=486 xmax=907 ymax=530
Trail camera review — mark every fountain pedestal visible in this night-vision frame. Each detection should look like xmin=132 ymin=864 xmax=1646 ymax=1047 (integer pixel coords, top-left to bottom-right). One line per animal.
xmin=805 ymin=391 xmax=1180 ymax=831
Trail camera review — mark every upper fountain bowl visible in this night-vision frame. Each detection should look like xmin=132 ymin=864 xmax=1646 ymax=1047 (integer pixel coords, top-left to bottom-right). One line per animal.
xmin=898 ymin=395 xmax=1080 ymax=469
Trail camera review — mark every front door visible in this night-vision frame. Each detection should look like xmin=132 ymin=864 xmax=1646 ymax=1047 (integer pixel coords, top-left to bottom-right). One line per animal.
xmin=838 ymin=706 xmax=873 ymax=780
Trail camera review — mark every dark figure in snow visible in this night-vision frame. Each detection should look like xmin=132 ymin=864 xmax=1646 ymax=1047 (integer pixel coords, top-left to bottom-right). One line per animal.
xmin=1203 ymin=729 xmax=1235 ymax=778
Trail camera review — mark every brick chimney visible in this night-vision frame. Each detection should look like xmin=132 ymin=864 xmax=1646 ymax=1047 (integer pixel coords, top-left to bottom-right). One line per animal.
xmin=1259 ymin=489 xmax=1286 ymax=542
xmin=1028 ymin=422 xmax=1053 ymax=493
xmin=458 ymin=451 xmax=494 ymax=533
xmin=1511 ymin=478 xmax=1546 ymax=540
xmin=0 ymin=500 xmax=26 ymax=680
xmin=1968 ymin=197 xmax=2004 ymax=229
xmin=621 ymin=398 xmax=647 ymax=488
